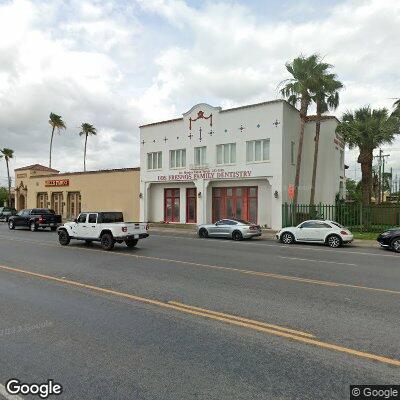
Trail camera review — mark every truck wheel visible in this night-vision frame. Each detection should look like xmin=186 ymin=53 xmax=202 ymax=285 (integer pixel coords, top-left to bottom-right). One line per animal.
xmin=30 ymin=221 xmax=38 ymax=232
xmin=101 ymin=233 xmax=115 ymax=251
xmin=8 ymin=220 xmax=15 ymax=230
xmin=58 ymin=230 xmax=70 ymax=246
xmin=125 ymin=239 xmax=138 ymax=248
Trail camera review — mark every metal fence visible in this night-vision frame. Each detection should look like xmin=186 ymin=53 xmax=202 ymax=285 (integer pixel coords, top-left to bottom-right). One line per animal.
xmin=282 ymin=203 xmax=400 ymax=232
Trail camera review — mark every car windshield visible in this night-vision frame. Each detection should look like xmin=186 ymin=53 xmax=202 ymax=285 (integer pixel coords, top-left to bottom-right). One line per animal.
xmin=235 ymin=219 xmax=252 ymax=225
xmin=31 ymin=209 xmax=55 ymax=215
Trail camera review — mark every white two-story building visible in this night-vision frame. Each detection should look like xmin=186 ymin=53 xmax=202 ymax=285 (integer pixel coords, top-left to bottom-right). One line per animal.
xmin=139 ymin=99 xmax=345 ymax=230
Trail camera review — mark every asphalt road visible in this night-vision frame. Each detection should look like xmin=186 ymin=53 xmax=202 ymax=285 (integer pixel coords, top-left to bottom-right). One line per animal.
xmin=0 ymin=223 xmax=399 ymax=399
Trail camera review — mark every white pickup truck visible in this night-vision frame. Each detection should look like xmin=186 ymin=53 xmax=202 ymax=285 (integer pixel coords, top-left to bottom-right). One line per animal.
xmin=57 ymin=212 xmax=149 ymax=250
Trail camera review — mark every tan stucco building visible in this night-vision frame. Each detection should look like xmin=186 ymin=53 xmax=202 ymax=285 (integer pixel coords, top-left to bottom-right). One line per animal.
xmin=14 ymin=164 xmax=140 ymax=221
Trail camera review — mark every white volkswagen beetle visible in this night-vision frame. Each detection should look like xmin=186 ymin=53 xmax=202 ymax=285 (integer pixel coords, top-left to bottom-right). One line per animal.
xmin=276 ymin=220 xmax=353 ymax=248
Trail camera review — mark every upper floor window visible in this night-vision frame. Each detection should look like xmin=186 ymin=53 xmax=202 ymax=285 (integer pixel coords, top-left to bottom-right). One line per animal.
xmin=291 ymin=141 xmax=295 ymax=165
xmin=170 ymin=149 xmax=186 ymax=169
xmin=216 ymin=143 xmax=236 ymax=165
xmin=246 ymin=139 xmax=270 ymax=163
xmin=194 ymin=146 xmax=207 ymax=166
xmin=147 ymin=151 xmax=162 ymax=170
xmin=340 ymin=149 xmax=344 ymax=169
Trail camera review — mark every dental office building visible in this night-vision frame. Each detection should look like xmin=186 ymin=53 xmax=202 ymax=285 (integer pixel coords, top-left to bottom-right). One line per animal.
xmin=139 ymin=100 xmax=345 ymax=230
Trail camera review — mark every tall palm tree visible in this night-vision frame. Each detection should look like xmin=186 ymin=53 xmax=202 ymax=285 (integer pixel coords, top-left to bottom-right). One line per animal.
xmin=336 ymin=107 xmax=400 ymax=205
xmin=0 ymin=148 xmax=14 ymax=207
xmin=280 ymin=54 xmax=331 ymax=206
xmin=392 ymin=98 xmax=400 ymax=116
xmin=79 ymin=123 xmax=97 ymax=171
xmin=309 ymin=73 xmax=343 ymax=205
xmin=48 ymin=113 xmax=66 ymax=168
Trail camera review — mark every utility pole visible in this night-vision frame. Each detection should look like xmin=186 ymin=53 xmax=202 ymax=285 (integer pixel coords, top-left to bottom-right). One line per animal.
xmin=373 ymin=149 xmax=390 ymax=203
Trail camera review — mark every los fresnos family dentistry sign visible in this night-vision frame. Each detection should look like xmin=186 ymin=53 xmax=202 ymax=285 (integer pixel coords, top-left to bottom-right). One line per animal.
xmin=157 ymin=168 xmax=252 ymax=182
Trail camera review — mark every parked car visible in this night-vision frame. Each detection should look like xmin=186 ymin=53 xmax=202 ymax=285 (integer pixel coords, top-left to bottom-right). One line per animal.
xmin=276 ymin=220 xmax=353 ymax=248
xmin=197 ymin=219 xmax=262 ymax=241
xmin=8 ymin=208 xmax=62 ymax=231
xmin=57 ymin=211 xmax=149 ymax=250
xmin=377 ymin=228 xmax=400 ymax=253
xmin=0 ymin=206 xmax=17 ymax=222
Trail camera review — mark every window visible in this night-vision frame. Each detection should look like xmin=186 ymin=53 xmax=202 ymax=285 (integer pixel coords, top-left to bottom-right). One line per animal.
xmin=216 ymin=143 xmax=236 ymax=165
xmin=194 ymin=146 xmax=207 ymax=166
xmin=291 ymin=141 xmax=295 ymax=165
xmin=147 ymin=151 xmax=162 ymax=170
xmin=77 ymin=213 xmax=87 ymax=223
xmin=98 ymin=212 xmax=124 ymax=223
xmin=246 ymin=139 xmax=270 ymax=162
xmin=88 ymin=214 xmax=97 ymax=223
xmin=340 ymin=150 xmax=344 ymax=169
xmin=170 ymin=149 xmax=186 ymax=168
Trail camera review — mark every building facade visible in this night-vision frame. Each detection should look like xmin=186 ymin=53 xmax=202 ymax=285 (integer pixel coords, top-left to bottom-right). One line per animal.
xmin=14 ymin=164 xmax=140 ymax=221
xmin=139 ymin=100 xmax=345 ymax=230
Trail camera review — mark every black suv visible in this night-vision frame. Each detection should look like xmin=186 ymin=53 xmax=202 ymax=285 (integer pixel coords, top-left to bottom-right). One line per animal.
xmin=0 ymin=206 xmax=17 ymax=221
xmin=377 ymin=228 xmax=400 ymax=253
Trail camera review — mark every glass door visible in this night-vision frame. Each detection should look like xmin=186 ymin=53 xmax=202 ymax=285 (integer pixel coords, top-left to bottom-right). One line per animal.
xmin=186 ymin=188 xmax=197 ymax=223
xmin=164 ymin=189 xmax=180 ymax=222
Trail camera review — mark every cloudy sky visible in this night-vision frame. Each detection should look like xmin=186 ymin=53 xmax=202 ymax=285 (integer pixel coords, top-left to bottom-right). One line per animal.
xmin=0 ymin=0 xmax=400 ymax=187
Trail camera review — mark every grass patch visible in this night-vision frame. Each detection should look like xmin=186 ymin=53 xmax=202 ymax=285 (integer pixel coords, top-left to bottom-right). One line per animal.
xmin=352 ymin=232 xmax=379 ymax=240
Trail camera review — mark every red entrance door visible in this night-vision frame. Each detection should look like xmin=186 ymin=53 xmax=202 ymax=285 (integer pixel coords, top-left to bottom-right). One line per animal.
xmin=164 ymin=189 xmax=180 ymax=222
xmin=212 ymin=187 xmax=258 ymax=223
xmin=186 ymin=188 xmax=197 ymax=223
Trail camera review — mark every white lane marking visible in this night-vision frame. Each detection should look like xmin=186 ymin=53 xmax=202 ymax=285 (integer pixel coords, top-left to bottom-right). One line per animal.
xmin=0 ymin=384 xmax=23 ymax=400
xmin=278 ymin=256 xmax=357 ymax=267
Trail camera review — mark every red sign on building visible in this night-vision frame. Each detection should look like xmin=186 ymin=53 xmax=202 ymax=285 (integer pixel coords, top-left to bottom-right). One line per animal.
xmin=45 ymin=179 xmax=70 ymax=187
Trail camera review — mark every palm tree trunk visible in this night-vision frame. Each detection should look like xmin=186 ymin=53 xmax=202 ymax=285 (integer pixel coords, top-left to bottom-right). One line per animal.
xmin=49 ymin=125 xmax=55 ymax=168
xmin=5 ymin=157 xmax=11 ymax=207
xmin=358 ymin=150 xmax=373 ymax=205
xmin=84 ymin=134 xmax=88 ymax=172
xmin=293 ymin=98 xmax=308 ymax=207
xmin=309 ymin=104 xmax=322 ymax=205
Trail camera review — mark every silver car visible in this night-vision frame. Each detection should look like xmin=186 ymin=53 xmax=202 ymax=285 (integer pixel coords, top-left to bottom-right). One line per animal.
xmin=197 ymin=219 xmax=262 ymax=241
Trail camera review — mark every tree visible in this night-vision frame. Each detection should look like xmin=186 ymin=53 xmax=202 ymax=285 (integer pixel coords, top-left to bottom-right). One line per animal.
xmin=336 ymin=107 xmax=400 ymax=205
xmin=79 ymin=123 xmax=97 ymax=171
xmin=0 ymin=148 xmax=14 ymax=207
xmin=0 ymin=187 xmax=7 ymax=206
xmin=48 ymin=113 xmax=66 ymax=168
xmin=345 ymin=179 xmax=362 ymax=202
xmin=309 ymin=73 xmax=343 ymax=204
xmin=280 ymin=54 xmax=331 ymax=205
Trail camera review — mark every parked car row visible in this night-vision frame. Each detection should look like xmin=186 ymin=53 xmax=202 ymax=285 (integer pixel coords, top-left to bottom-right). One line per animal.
xmin=4 ymin=209 xmax=399 ymax=253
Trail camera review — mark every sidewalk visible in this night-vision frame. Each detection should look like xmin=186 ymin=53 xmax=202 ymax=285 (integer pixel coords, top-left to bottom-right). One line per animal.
xmin=149 ymin=223 xmax=378 ymax=248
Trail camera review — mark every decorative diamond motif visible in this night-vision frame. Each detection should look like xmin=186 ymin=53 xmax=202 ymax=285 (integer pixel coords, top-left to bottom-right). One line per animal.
xmin=224 ymin=129 xmax=228 ymax=133
xmin=256 ymin=124 xmax=260 ymax=128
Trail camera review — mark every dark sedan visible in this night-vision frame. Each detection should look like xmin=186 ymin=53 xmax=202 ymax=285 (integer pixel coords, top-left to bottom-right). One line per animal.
xmin=377 ymin=228 xmax=400 ymax=253
xmin=0 ymin=206 xmax=17 ymax=221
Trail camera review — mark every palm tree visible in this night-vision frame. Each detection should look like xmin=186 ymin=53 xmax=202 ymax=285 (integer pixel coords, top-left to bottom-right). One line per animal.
xmin=48 ymin=113 xmax=66 ymax=168
xmin=79 ymin=123 xmax=97 ymax=171
xmin=309 ymin=73 xmax=343 ymax=205
xmin=393 ymin=98 xmax=400 ymax=116
xmin=0 ymin=148 xmax=14 ymax=207
xmin=280 ymin=54 xmax=331 ymax=206
xmin=336 ymin=107 xmax=400 ymax=205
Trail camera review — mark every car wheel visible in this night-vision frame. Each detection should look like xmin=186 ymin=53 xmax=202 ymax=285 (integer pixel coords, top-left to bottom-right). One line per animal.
xmin=198 ymin=228 xmax=208 ymax=238
xmin=8 ymin=220 xmax=15 ymax=230
xmin=101 ymin=233 xmax=115 ymax=251
xmin=391 ymin=238 xmax=400 ymax=253
xmin=58 ymin=230 xmax=70 ymax=246
xmin=125 ymin=239 xmax=138 ymax=248
xmin=327 ymin=234 xmax=342 ymax=248
xmin=30 ymin=221 xmax=38 ymax=232
xmin=232 ymin=230 xmax=243 ymax=241
xmin=281 ymin=232 xmax=295 ymax=244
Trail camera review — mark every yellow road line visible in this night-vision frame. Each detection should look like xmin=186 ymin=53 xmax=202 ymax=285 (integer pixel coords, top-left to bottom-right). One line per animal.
xmin=1 ymin=235 xmax=400 ymax=296
xmin=168 ymin=301 xmax=314 ymax=338
xmin=0 ymin=263 xmax=399 ymax=367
